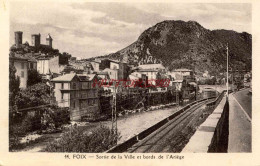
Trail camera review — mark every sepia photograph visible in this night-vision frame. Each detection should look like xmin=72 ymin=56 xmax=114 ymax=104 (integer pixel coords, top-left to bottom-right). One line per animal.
xmin=6 ymin=1 xmax=252 ymax=155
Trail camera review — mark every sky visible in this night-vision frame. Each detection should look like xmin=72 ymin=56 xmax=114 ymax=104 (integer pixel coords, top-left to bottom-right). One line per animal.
xmin=10 ymin=2 xmax=251 ymax=59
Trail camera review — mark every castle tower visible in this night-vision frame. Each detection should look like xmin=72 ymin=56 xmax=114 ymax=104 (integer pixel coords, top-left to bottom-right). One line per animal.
xmin=31 ymin=33 xmax=41 ymax=47
xmin=15 ymin=31 xmax=23 ymax=47
xmin=46 ymin=34 xmax=53 ymax=48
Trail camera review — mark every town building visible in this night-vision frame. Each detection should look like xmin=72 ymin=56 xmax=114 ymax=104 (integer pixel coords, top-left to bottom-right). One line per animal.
xmin=103 ymin=68 xmax=118 ymax=80
xmin=134 ymin=64 xmax=166 ymax=83
xmin=37 ymin=55 xmax=66 ymax=75
xmin=51 ymin=73 xmax=100 ymax=121
xmin=99 ymin=59 xmax=120 ymax=70
xmin=118 ymin=62 xmax=130 ymax=80
xmin=67 ymin=60 xmax=93 ymax=74
xmin=170 ymin=68 xmax=194 ymax=80
xmin=9 ymin=53 xmax=37 ymax=88
xmin=90 ymin=59 xmax=101 ymax=72
xmin=170 ymin=68 xmax=197 ymax=100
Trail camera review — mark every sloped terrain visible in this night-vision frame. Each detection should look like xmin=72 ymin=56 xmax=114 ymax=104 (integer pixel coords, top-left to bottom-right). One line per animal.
xmin=100 ymin=20 xmax=251 ymax=76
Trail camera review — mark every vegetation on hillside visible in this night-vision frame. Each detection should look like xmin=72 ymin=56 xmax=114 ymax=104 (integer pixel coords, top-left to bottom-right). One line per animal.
xmin=101 ymin=20 xmax=251 ymax=77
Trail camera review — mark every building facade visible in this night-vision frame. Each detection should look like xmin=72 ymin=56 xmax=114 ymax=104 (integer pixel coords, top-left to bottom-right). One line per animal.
xmin=9 ymin=53 xmax=37 ymax=89
xmin=90 ymin=60 xmax=100 ymax=72
xmin=37 ymin=55 xmax=63 ymax=75
xmin=51 ymin=73 xmax=100 ymax=121
xmin=103 ymin=68 xmax=118 ymax=80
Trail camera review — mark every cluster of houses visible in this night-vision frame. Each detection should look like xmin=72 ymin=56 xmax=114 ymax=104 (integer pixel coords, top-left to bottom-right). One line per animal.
xmin=10 ymin=31 xmax=197 ymax=121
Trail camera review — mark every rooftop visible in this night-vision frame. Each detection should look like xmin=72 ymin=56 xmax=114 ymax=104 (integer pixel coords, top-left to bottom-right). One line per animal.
xmin=46 ymin=34 xmax=52 ymax=39
xmin=51 ymin=73 xmax=76 ymax=82
xmin=77 ymin=74 xmax=96 ymax=81
xmin=173 ymin=68 xmax=192 ymax=72
xmin=129 ymin=75 xmax=139 ymax=80
xmin=138 ymin=64 xmax=165 ymax=70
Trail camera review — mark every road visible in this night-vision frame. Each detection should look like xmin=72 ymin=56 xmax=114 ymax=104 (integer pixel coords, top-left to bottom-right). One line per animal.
xmin=228 ymin=88 xmax=252 ymax=152
xmin=232 ymin=88 xmax=252 ymax=118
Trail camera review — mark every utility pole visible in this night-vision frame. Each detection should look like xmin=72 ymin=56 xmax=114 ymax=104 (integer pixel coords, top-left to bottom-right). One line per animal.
xmin=226 ymin=43 xmax=229 ymax=100
xmin=176 ymin=87 xmax=179 ymax=109
xmin=111 ymin=85 xmax=117 ymax=141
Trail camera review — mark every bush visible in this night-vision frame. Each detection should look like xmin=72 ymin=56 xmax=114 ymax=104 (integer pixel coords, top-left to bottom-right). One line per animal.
xmin=20 ymin=114 xmax=42 ymax=133
xmin=44 ymin=125 xmax=120 ymax=152
xmin=9 ymin=124 xmax=26 ymax=150
xmin=50 ymin=107 xmax=70 ymax=128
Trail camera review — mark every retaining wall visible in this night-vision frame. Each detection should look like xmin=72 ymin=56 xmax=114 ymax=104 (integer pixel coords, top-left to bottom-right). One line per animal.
xmin=106 ymin=97 xmax=215 ymax=153
xmin=182 ymin=94 xmax=228 ymax=153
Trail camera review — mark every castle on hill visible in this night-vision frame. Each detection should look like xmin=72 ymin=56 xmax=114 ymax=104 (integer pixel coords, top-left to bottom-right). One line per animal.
xmin=14 ymin=31 xmax=53 ymax=49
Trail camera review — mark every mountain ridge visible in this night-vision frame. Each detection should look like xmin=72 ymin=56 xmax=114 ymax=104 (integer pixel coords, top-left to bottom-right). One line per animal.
xmin=96 ymin=20 xmax=252 ymax=76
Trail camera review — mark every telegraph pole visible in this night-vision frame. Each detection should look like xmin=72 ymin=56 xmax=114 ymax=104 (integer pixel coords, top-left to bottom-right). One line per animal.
xmin=226 ymin=43 xmax=229 ymax=100
xmin=176 ymin=87 xmax=179 ymax=109
xmin=111 ymin=85 xmax=118 ymax=141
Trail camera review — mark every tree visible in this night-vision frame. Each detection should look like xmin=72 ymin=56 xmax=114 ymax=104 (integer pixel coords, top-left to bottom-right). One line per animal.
xmin=9 ymin=63 xmax=20 ymax=113
xmin=27 ymin=69 xmax=42 ymax=87
xmin=15 ymin=83 xmax=50 ymax=109
xmin=9 ymin=63 xmax=20 ymax=96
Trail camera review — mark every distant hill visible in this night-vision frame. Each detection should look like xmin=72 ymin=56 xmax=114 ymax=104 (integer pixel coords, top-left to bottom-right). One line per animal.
xmin=99 ymin=20 xmax=251 ymax=76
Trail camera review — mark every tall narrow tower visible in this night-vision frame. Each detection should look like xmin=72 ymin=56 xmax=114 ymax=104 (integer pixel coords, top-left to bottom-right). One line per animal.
xmin=15 ymin=31 xmax=23 ymax=48
xmin=46 ymin=34 xmax=53 ymax=48
xmin=31 ymin=33 xmax=41 ymax=47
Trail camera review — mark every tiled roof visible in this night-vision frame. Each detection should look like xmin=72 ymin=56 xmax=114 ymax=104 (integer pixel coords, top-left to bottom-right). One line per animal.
xmin=9 ymin=53 xmax=29 ymax=61
xmin=51 ymin=73 xmax=76 ymax=82
xmin=24 ymin=53 xmax=37 ymax=62
xmin=77 ymin=74 xmax=96 ymax=81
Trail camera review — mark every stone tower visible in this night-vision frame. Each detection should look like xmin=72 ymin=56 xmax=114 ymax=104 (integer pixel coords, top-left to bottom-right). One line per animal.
xmin=31 ymin=33 xmax=41 ymax=47
xmin=46 ymin=34 xmax=53 ymax=48
xmin=15 ymin=31 xmax=23 ymax=47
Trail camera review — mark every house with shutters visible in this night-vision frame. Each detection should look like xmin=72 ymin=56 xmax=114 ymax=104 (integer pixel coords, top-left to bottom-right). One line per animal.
xmin=51 ymin=73 xmax=100 ymax=121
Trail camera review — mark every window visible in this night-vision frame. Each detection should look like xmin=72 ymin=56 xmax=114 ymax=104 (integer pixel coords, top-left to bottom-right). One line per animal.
xmin=21 ymin=62 xmax=24 ymax=69
xmin=79 ymin=101 xmax=82 ymax=109
xmin=70 ymin=92 xmax=74 ymax=98
xmin=61 ymin=83 xmax=64 ymax=89
xmin=61 ymin=93 xmax=64 ymax=100
xmin=72 ymin=82 xmax=76 ymax=89
xmin=71 ymin=101 xmax=75 ymax=108
xmin=89 ymin=99 xmax=93 ymax=106
xmin=21 ymin=71 xmax=24 ymax=78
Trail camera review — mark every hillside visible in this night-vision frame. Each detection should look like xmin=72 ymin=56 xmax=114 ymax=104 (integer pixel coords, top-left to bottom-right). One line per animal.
xmin=100 ymin=20 xmax=252 ymax=76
